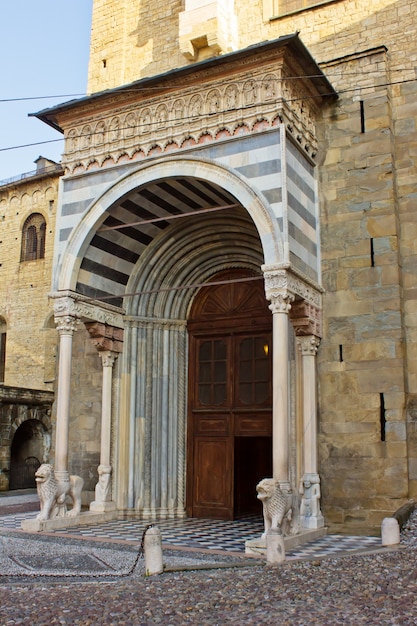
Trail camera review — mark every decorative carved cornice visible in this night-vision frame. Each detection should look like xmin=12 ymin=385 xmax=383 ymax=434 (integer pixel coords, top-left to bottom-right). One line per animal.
xmin=262 ymin=265 xmax=322 ymax=308
xmin=50 ymin=291 xmax=124 ymax=328
xmin=297 ymin=335 xmax=321 ymax=357
xmin=60 ymin=60 xmax=320 ymax=175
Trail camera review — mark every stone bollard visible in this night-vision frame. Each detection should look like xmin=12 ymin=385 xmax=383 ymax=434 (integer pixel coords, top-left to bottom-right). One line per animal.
xmin=144 ymin=526 xmax=164 ymax=576
xmin=381 ymin=517 xmax=400 ymax=546
xmin=266 ymin=527 xmax=286 ymax=564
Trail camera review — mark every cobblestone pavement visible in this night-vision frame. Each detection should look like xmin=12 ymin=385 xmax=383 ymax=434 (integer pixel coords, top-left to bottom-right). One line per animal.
xmin=0 ymin=500 xmax=416 ymax=625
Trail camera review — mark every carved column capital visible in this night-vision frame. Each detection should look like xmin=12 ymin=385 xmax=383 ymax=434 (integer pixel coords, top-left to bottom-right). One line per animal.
xmin=99 ymin=350 xmax=118 ymax=368
xmin=268 ymin=292 xmax=295 ymax=314
xmin=297 ymin=335 xmax=321 ymax=356
xmin=53 ymin=296 xmax=79 ymax=335
xmin=54 ymin=315 xmax=78 ymax=335
xmin=262 ymin=266 xmax=295 ymax=314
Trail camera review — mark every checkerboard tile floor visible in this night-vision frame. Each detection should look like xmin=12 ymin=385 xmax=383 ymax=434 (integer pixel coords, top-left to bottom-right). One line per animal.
xmin=0 ymin=511 xmax=382 ymax=558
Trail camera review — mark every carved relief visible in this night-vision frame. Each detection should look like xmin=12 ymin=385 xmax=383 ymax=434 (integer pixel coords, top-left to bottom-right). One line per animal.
xmin=140 ymin=108 xmax=152 ymax=133
xmin=225 ymin=84 xmax=239 ymax=109
xmin=262 ymin=74 xmax=278 ymax=101
xmin=173 ymin=99 xmax=185 ymax=125
xmin=189 ymin=94 xmax=203 ymax=118
xmin=155 ymin=104 xmax=168 ymax=129
xmin=207 ymin=89 xmax=221 ymax=114
xmin=125 ymin=112 xmax=137 ymax=137
xmin=95 ymin=121 xmax=106 ymax=145
xmin=80 ymin=125 xmax=92 ymax=149
xmin=243 ymin=80 xmax=257 ymax=106
xmin=262 ymin=266 xmax=322 ymax=308
xmin=68 ymin=129 xmax=78 ymax=153
xmin=61 ymin=61 xmax=322 ymax=174
xmin=109 ymin=117 xmax=120 ymax=141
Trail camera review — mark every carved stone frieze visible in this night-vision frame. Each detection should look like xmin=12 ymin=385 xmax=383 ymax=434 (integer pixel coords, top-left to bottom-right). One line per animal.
xmin=262 ymin=265 xmax=322 ymax=309
xmin=50 ymin=291 xmax=124 ymax=328
xmin=61 ymin=60 xmax=321 ymax=174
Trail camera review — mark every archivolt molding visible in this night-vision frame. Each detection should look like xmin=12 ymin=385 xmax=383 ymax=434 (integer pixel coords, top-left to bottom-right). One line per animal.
xmin=58 ymin=157 xmax=285 ymax=292
xmin=126 ymin=209 xmax=264 ymax=320
xmin=61 ymin=63 xmax=319 ymax=175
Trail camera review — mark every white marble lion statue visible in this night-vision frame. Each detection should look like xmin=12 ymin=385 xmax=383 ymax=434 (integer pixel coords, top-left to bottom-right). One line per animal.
xmin=256 ymin=478 xmax=293 ymax=537
xmin=35 ymin=463 xmax=84 ymax=521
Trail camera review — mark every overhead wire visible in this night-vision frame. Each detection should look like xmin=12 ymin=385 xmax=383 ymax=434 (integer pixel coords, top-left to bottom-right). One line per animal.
xmin=0 ymin=74 xmax=416 ymax=153
xmin=98 ymin=203 xmax=240 ymax=232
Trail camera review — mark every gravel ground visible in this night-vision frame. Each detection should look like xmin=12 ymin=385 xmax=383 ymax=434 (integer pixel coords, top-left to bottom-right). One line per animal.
xmin=0 ymin=509 xmax=416 ymax=625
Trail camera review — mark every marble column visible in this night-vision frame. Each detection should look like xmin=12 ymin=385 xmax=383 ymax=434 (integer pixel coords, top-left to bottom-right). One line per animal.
xmin=85 ymin=322 xmax=123 ymax=513
xmin=266 ymin=291 xmax=294 ymax=491
xmin=297 ymin=334 xmax=324 ymax=529
xmin=90 ymin=350 xmax=118 ymax=512
xmin=53 ymin=306 xmax=78 ymax=489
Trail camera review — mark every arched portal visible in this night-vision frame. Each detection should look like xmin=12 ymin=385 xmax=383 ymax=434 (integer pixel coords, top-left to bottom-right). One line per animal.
xmin=55 ymin=157 xmax=287 ymax=518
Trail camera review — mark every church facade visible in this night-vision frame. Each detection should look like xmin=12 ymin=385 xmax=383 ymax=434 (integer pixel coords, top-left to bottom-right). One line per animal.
xmin=31 ymin=0 xmax=417 ymax=532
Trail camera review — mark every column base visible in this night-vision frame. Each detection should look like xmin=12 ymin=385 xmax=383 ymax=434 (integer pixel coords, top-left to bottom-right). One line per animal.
xmin=300 ymin=514 xmax=325 ymax=529
xmin=89 ymin=500 xmax=117 ymax=513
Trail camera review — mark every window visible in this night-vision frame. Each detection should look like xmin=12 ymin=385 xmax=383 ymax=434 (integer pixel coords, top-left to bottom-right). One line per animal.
xmin=0 ymin=318 xmax=6 ymax=383
xmin=21 ymin=213 xmax=46 ymax=261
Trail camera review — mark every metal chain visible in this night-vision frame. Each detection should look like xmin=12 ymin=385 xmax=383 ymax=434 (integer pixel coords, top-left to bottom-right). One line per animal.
xmin=0 ymin=522 xmax=158 ymax=581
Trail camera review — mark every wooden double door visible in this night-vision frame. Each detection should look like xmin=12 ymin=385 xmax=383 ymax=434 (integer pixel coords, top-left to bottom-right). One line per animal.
xmin=187 ymin=272 xmax=272 ymax=520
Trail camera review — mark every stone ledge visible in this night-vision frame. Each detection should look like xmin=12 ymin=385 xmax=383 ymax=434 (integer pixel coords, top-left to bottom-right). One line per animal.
xmin=21 ymin=510 xmax=119 ymax=533
xmin=245 ymin=527 xmax=327 ymax=556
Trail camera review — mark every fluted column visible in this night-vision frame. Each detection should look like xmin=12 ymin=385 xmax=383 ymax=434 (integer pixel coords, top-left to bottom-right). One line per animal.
xmin=53 ymin=300 xmax=78 ymax=487
xmin=297 ymin=334 xmax=324 ymax=529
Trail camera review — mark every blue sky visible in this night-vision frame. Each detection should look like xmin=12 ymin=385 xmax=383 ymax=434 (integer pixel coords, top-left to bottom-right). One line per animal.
xmin=0 ymin=0 xmax=93 ymax=182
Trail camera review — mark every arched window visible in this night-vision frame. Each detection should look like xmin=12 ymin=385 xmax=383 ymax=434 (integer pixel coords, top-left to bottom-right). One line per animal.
xmin=0 ymin=317 xmax=6 ymax=383
xmin=21 ymin=213 xmax=46 ymax=261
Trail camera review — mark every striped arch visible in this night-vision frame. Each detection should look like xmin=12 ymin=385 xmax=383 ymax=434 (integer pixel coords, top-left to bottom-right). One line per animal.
xmin=58 ymin=156 xmax=285 ymax=303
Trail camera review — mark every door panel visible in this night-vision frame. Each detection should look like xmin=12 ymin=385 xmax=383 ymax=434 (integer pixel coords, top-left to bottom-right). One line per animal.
xmin=187 ymin=271 xmax=272 ymax=519
xmin=192 ymin=437 xmax=233 ymax=519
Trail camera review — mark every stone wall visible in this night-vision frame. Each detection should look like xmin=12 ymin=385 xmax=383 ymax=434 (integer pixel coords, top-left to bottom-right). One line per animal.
xmin=0 ymin=172 xmax=60 ymax=391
